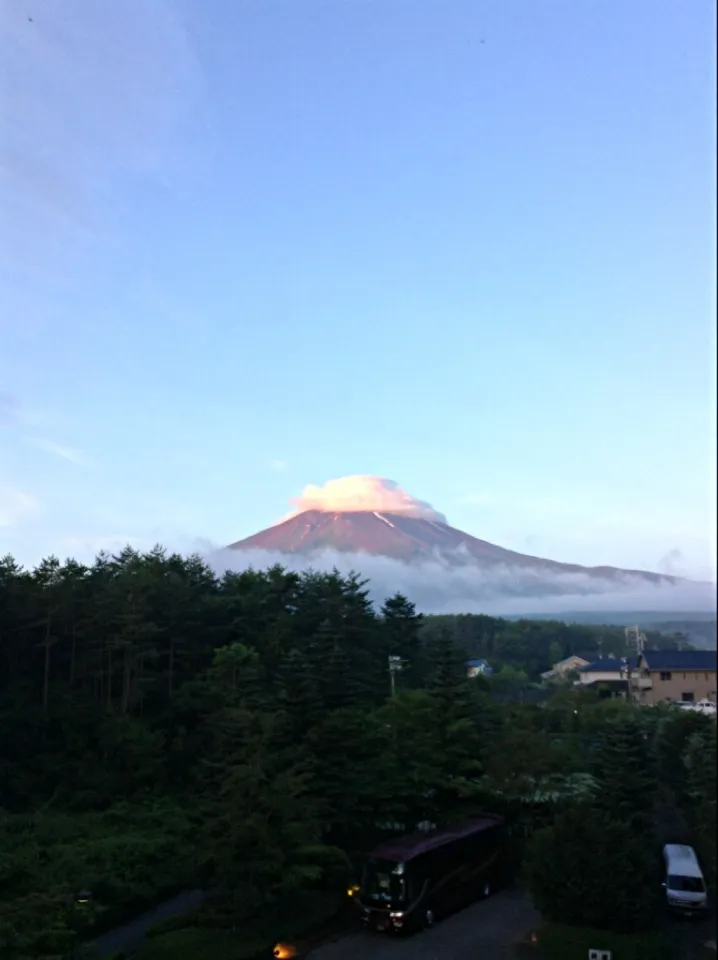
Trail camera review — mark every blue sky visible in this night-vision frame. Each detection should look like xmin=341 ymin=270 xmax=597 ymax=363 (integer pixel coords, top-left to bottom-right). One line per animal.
xmin=1 ymin=0 xmax=715 ymax=579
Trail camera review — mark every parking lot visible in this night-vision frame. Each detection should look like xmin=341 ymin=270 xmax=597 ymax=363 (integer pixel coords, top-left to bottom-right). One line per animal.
xmin=309 ymin=886 xmax=539 ymax=960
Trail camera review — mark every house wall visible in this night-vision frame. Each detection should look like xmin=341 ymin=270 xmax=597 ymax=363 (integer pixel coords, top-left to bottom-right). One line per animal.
xmin=555 ymin=657 xmax=589 ymax=675
xmin=467 ymin=665 xmax=491 ymax=678
xmin=640 ymin=670 xmax=717 ymax=705
xmin=577 ymin=670 xmax=622 ymax=685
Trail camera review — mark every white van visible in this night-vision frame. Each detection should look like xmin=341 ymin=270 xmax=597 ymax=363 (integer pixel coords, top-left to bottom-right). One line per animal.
xmin=662 ymin=844 xmax=708 ymax=913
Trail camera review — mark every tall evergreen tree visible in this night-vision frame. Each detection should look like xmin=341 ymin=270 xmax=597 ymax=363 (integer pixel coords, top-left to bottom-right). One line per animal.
xmin=683 ymin=723 xmax=717 ymax=889
xmin=590 ymin=716 xmax=658 ymax=831
xmin=380 ymin=593 xmax=423 ymax=689
xmin=528 ymin=804 xmax=660 ymax=933
xmin=306 ymin=618 xmax=362 ymax=712
xmin=426 ymin=628 xmax=484 ymax=818
xmin=275 ymin=646 xmax=323 ymax=744
xmin=201 ymin=709 xmax=335 ymax=914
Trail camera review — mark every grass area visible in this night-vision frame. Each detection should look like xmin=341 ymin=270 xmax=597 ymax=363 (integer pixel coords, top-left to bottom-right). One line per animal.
xmin=532 ymin=922 xmax=672 ymax=960
xmin=134 ymin=927 xmax=270 ymax=960
xmin=135 ymin=889 xmax=349 ymax=960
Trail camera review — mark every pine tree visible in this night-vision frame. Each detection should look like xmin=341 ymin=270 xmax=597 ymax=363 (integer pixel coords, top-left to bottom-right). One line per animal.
xmin=653 ymin=709 xmax=711 ymax=806
xmin=201 ymin=710 xmax=335 ymax=914
xmin=591 ymin=716 xmax=658 ymax=831
xmin=426 ymin=628 xmax=483 ymax=818
xmin=683 ymin=723 xmax=717 ymax=890
xmin=306 ymin=619 xmax=362 ymax=713
xmin=307 ymin=707 xmax=389 ymax=851
xmin=528 ymin=803 xmax=660 ymax=933
xmin=275 ymin=646 xmax=323 ymax=743
xmin=426 ymin=626 xmax=471 ymax=707
xmin=381 ymin=593 xmax=423 ymax=689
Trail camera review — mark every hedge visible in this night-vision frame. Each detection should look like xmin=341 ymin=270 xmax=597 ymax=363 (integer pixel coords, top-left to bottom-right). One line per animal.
xmin=535 ymin=922 xmax=672 ymax=960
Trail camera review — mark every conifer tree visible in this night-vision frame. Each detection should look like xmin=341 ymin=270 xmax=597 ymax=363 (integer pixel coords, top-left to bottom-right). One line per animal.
xmin=381 ymin=593 xmax=423 ymax=688
xmin=590 ymin=716 xmax=658 ymax=831
xmin=528 ymin=804 xmax=660 ymax=933
xmin=684 ymin=723 xmax=717 ymax=889
xmin=426 ymin=628 xmax=483 ymax=817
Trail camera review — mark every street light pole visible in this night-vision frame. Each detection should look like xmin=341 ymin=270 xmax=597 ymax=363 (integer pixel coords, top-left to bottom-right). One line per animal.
xmin=388 ymin=656 xmax=405 ymax=697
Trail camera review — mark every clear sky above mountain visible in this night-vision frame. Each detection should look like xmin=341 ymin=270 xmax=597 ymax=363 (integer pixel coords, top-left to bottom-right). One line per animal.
xmin=1 ymin=0 xmax=715 ymax=579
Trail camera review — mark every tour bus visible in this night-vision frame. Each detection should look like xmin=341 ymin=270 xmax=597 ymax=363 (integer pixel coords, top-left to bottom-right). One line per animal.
xmin=662 ymin=844 xmax=708 ymax=915
xmin=354 ymin=815 xmax=508 ymax=935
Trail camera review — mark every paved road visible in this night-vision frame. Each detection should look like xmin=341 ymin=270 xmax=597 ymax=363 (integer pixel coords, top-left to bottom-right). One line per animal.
xmin=307 ymin=887 xmax=538 ymax=960
xmin=667 ymin=912 xmax=718 ymax=960
xmin=89 ymin=889 xmax=205 ymax=957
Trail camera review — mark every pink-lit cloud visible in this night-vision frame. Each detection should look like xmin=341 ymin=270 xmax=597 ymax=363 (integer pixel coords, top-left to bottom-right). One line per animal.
xmin=287 ymin=475 xmax=447 ymax=523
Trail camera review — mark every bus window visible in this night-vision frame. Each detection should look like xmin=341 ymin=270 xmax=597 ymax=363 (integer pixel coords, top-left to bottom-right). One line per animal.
xmin=361 ymin=859 xmax=408 ymax=904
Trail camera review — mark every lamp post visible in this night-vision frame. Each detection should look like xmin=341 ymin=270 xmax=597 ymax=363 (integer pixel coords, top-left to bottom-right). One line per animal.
xmin=388 ymin=656 xmax=405 ymax=697
xmin=70 ymin=889 xmax=93 ymax=959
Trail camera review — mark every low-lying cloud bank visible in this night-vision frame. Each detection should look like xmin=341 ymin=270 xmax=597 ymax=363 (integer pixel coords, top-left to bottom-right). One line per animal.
xmin=208 ymin=547 xmax=717 ymax=617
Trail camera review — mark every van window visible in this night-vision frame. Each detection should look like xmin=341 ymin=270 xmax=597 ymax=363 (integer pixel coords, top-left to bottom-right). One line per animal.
xmin=667 ymin=875 xmax=704 ymax=893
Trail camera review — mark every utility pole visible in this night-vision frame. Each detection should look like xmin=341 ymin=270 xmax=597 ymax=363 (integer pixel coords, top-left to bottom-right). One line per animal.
xmin=623 ymin=626 xmax=647 ymax=704
xmin=625 ymin=626 xmax=646 ymax=656
xmin=621 ymin=657 xmax=633 ymax=704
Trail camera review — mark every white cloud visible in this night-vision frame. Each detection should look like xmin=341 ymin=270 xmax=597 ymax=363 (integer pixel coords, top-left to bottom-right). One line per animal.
xmin=209 ymin=545 xmax=717 ymax=617
xmin=26 ymin=437 xmax=86 ymax=465
xmin=0 ymin=487 xmax=39 ymax=527
xmin=289 ymin=475 xmax=446 ymax=522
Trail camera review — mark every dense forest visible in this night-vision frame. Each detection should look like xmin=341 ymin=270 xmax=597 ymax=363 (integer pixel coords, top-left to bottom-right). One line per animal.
xmin=0 ymin=547 xmax=715 ymax=959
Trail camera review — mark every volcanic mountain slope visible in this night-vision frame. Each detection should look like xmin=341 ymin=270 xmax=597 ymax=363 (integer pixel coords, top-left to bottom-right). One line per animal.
xmin=226 ymin=509 xmax=678 ymax=585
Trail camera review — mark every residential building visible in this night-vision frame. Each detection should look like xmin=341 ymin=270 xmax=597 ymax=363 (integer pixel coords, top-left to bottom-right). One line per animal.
xmin=541 ymin=653 xmax=591 ymax=682
xmin=576 ymin=657 xmax=634 ymax=690
xmin=575 ymin=657 xmax=644 ymax=698
xmin=466 ymin=658 xmax=493 ymax=678
xmin=631 ymin=650 xmax=717 ymax=706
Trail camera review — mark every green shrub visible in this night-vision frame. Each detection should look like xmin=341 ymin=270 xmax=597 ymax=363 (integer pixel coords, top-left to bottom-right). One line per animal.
xmin=136 ymin=889 xmax=349 ymax=960
xmin=145 ymin=910 xmax=201 ymax=938
xmin=536 ymin=923 xmax=672 ymax=960
xmin=135 ymin=927 xmax=270 ymax=960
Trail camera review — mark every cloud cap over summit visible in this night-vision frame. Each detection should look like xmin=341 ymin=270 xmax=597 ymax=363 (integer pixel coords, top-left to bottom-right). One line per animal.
xmin=219 ymin=474 xmax=716 ymax=614
xmin=287 ymin=475 xmax=447 ymax=523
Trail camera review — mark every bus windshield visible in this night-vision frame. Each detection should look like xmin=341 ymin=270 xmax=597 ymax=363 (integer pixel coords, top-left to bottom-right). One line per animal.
xmin=667 ymin=875 xmax=705 ymax=893
xmin=361 ymin=859 xmax=408 ymax=904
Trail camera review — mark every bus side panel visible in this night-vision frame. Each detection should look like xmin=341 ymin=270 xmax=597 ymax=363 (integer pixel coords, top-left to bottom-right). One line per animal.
xmin=420 ymin=825 xmax=507 ymax=921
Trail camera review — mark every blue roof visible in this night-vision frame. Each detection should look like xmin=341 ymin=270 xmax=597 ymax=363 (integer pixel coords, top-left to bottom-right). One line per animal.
xmin=572 ymin=651 xmax=599 ymax=663
xmin=641 ymin=650 xmax=717 ymax=672
xmin=579 ymin=658 xmax=635 ymax=674
xmin=467 ymin=658 xmax=489 ymax=667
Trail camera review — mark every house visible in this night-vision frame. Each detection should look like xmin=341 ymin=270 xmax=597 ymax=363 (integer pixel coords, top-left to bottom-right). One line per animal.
xmin=631 ymin=650 xmax=718 ymax=707
xmin=541 ymin=653 xmax=592 ymax=682
xmin=576 ymin=657 xmax=633 ymax=685
xmin=466 ymin=658 xmax=493 ymax=679
xmin=575 ymin=657 xmax=635 ymax=697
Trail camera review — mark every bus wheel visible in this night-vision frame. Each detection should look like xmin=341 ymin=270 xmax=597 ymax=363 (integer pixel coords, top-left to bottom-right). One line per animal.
xmin=481 ymin=881 xmax=492 ymax=899
xmin=422 ymin=908 xmax=435 ymax=930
